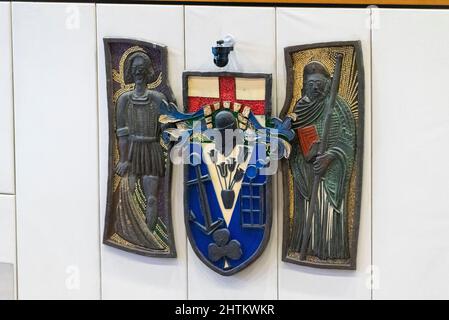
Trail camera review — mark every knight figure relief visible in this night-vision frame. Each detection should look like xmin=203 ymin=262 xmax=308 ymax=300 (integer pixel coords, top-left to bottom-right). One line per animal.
xmin=103 ymin=39 xmax=177 ymax=257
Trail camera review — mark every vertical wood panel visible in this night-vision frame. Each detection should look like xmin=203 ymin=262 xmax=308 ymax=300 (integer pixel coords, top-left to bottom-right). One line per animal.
xmin=0 ymin=195 xmax=15 ymax=265
xmin=0 ymin=195 xmax=16 ymax=299
xmin=276 ymin=8 xmax=372 ymax=299
xmin=0 ymin=263 xmax=15 ymax=300
xmin=185 ymin=6 xmax=278 ymax=299
xmin=372 ymin=9 xmax=449 ymax=299
xmin=9 ymin=2 xmax=449 ymax=301
xmin=0 ymin=2 xmax=14 ymax=194
xmin=96 ymin=4 xmax=187 ymax=300
xmin=13 ymin=2 xmax=100 ymax=299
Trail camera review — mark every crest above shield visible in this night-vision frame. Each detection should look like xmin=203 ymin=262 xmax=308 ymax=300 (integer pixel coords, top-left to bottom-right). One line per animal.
xmin=161 ymin=71 xmax=291 ymax=275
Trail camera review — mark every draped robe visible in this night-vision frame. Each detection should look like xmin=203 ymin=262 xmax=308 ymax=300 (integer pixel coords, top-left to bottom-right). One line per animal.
xmin=289 ymin=93 xmax=355 ymax=260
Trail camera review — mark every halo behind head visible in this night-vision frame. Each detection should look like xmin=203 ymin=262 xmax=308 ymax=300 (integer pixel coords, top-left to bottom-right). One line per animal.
xmin=303 ymin=61 xmax=331 ymax=79
xmin=124 ymin=51 xmax=155 ymax=84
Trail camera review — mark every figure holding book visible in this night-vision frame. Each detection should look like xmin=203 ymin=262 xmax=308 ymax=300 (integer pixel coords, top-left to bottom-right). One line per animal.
xmin=288 ymin=60 xmax=356 ymax=260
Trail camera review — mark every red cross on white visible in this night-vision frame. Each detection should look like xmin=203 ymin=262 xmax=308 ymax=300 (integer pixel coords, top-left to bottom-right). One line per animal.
xmin=186 ymin=76 xmax=266 ymax=115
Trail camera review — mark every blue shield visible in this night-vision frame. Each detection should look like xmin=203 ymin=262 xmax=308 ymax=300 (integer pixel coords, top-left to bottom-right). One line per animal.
xmin=161 ymin=71 xmax=293 ymax=275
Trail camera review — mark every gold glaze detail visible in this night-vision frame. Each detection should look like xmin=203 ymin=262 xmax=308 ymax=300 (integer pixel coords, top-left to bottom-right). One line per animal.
xmin=286 ymin=45 xmax=360 ymax=265
xmin=107 ymin=44 xmax=171 ymax=254
xmin=111 ymin=46 xmax=163 ymax=103
xmin=110 ymin=233 xmax=136 ymax=248
xmin=289 ymin=46 xmax=359 ymax=121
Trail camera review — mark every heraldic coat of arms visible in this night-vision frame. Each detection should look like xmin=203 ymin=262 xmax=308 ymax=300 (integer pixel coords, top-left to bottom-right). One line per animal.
xmin=161 ymin=72 xmax=293 ymax=275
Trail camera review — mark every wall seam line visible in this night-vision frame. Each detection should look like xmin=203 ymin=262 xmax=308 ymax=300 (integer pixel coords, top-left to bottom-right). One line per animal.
xmin=274 ymin=6 xmax=280 ymax=301
xmin=94 ymin=3 xmax=103 ymax=301
xmin=10 ymin=0 xmax=19 ymax=301
xmin=369 ymin=6 xmax=374 ymax=301
xmin=183 ymin=4 xmax=189 ymax=301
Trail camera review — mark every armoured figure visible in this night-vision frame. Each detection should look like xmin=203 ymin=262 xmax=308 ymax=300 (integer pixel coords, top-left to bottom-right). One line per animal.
xmin=115 ymin=51 xmax=167 ymax=234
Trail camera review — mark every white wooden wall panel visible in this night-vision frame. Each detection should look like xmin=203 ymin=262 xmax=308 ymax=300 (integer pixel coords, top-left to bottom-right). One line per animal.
xmin=0 ymin=263 xmax=15 ymax=300
xmin=276 ymin=8 xmax=372 ymax=300
xmin=0 ymin=195 xmax=16 ymax=299
xmin=0 ymin=195 xmax=15 ymax=266
xmin=0 ymin=2 xmax=15 ymax=195
xmin=6 ymin=3 xmax=449 ymax=300
xmin=96 ymin=4 xmax=187 ymax=300
xmin=185 ymin=6 xmax=277 ymax=299
xmin=12 ymin=2 xmax=100 ymax=299
xmin=372 ymin=9 xmax=449 ymax=300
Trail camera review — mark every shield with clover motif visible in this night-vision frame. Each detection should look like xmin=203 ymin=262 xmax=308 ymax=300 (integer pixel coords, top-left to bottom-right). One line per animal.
xmin=182 ymin=72 xmax=276 ymax=276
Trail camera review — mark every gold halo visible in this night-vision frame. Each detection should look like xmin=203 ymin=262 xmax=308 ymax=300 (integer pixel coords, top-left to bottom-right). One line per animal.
xmin=111 ymin=45 xmax=163 ymax=103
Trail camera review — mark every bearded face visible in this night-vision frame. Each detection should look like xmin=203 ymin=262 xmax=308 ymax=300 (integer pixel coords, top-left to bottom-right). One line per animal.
xmin=304 ymin=73 xmax=329 ymax=102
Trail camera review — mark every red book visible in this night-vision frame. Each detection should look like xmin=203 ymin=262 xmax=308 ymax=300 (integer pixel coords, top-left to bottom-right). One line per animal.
xmin=297 ymin=125 xmax=320 ymax=157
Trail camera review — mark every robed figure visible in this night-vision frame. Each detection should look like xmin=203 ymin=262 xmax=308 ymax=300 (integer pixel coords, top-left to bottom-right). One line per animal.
xmin=288 ymin=61 xmax=356 ymax=260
